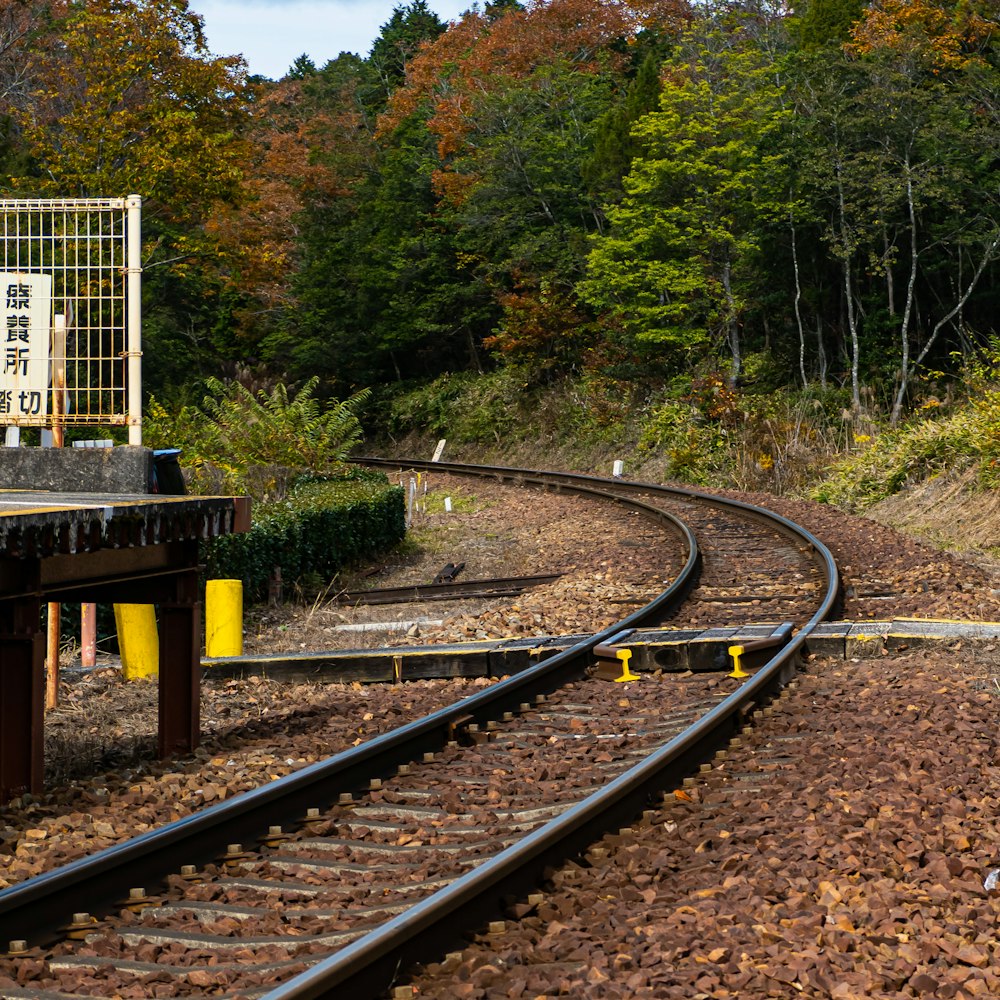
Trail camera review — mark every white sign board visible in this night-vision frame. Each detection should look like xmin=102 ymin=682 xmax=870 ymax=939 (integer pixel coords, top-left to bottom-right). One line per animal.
xmin=0 ymin=272 xmax=51 ymax=421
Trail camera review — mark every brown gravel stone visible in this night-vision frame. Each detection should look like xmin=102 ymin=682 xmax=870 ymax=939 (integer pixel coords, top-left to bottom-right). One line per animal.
xmin=3 ymin=472 xmax=999 ymax=997
xmin=403 ymin=646 xmax=1000 ymax=998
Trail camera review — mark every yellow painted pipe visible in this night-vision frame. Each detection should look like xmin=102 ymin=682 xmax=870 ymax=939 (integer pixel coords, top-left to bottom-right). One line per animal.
xmin=114 ymin=604 xmax=159 ymax=680
xmin=206 ymin=579 xmax=244 ymax=659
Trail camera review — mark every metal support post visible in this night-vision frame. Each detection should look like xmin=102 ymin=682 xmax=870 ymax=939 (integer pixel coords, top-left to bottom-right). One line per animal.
xmin=157 ymin=563 xmax=201 ymax=756
xmin=0 ymin=596 xmax=45 ymax=802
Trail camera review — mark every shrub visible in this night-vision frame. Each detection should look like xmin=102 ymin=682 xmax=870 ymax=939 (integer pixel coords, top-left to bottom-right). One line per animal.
xmin=637 ymin=397 xmax=728 ymax=485
xmin=385 ymin=369 xmax=533 ymax=444
xmin=809 ymin=409 xmax=987 ymax=509
xmin=206 ymin=472 xmax=405 ymax=601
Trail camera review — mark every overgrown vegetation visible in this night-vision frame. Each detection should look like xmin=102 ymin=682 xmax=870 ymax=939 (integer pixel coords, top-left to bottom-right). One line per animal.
xmin=144 ymin=377 xmax=395 ymax=599
xmin=144 ymin=377 xmax=369 ymax=501
xmin=810 ymin=354 xmax=1000 ymax=509
xmin=2 ymin=0 xmax=996 ymax=540
xmin=377 ymin=353 xmax=1000 ymax=512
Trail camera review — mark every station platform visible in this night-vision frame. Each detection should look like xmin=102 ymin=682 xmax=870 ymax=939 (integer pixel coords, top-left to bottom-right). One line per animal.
xmin=0 ymin=491 xmax=250 ymax=802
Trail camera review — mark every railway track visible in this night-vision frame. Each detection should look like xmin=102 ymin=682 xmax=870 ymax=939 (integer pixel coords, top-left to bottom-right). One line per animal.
xmin=366 ymin=460 xmax=835 ymax=629
xmin=0 ymin=462 xmax=839 ymax=999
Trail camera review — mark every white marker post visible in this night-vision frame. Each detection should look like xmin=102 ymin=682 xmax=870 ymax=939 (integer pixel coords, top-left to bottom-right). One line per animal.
xmin=407 ymin=477 xmax=416 ymax=527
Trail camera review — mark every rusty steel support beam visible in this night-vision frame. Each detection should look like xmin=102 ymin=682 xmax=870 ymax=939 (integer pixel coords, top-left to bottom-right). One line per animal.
xmin=158 ymin=555 xmax=201 ymax=758
xmin=0 ymin=495 xmax=248 ymax=803
xmin=0 ymin=592 xmax=45 ymax=801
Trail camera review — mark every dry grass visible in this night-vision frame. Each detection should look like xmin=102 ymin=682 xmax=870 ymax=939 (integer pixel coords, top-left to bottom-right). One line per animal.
xmin=866 ymin=469 xmax=1000 ymax=569
xmin=45 ymin=670 xmax=158 ymax=784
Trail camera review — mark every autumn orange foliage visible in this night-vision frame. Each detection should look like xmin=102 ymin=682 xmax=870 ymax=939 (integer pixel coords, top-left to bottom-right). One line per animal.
xmin=209 ymin=76 xmax=368 ymax=330
xmin=848 ymin=0 xmax=997 ymax=70
xmin=379 ymin=0 xmax=690 ymax=175
xmin=485 ymin=274 xmax=595 ymax=363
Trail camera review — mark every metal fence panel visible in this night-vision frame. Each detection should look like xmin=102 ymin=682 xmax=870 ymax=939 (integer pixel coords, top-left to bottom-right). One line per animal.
xmin=0 ymin=196 xmax=141 ymax=443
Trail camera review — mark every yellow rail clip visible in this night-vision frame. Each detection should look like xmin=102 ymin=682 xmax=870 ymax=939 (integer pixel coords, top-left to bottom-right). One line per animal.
xmin=727 ymin=644 xmax=750 ymax=679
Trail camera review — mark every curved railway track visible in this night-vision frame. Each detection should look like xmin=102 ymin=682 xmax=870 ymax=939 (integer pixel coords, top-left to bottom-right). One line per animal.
xmin=0 ymin=462 xmax=839 ymax=999
xmin=366 ymin=460 xmax=836 ymax=629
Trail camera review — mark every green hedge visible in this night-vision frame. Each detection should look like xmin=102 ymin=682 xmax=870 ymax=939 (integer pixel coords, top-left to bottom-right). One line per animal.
xmin=206 ymin=472 xmax=405 ymax=602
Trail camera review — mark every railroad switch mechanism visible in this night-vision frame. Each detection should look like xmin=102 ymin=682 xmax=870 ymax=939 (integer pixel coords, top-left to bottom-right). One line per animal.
xmin=594 ymin=643 xmax=640 ymax=683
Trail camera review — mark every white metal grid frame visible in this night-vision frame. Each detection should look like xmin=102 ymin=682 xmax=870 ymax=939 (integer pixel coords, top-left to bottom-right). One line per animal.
xmin=0 ymin=196 xmax=142 ymax=443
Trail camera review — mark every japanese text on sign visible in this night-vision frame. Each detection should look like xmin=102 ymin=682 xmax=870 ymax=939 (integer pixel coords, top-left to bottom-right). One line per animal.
xmin=0 ymin=272 xmax=51 ymax=422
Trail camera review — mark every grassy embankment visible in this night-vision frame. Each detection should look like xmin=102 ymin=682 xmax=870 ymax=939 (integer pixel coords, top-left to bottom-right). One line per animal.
xmin=371 ymin=359 xmax=1000 ymax=565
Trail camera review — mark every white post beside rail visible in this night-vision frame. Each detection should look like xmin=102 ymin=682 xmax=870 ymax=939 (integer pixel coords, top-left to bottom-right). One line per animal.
xmin=126 ymin=194 xmax=142 ymax=446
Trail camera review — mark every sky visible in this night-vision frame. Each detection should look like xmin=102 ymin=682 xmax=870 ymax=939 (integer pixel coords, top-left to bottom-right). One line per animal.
xmin=193 ymin=0 xmax=471 ymax=80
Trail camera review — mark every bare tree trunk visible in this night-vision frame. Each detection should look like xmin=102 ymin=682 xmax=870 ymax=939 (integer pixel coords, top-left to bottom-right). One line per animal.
xmin=890 ymin=162 xmax=919 ymax=426
xmin=790 ymin=206 xmax=808 ymax=389
xmin=815 ymin=314 xmax=827 ymax=389
xmin=883 ymin=227 xmax=896 ymax=317
xmin=466 ymin=326 xmax=483 ymax=374
xmin=836 ymin=165 xmax=861 ymax=410
xmin=720 ymin=260 xmax=741 ymax=385
xmin=911 ymin=229 xmax=1000 ymax=372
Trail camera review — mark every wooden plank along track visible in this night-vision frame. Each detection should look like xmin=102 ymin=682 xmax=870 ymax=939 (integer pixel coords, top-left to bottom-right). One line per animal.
xmin=0 ymin=463 xmax=839 ymax=998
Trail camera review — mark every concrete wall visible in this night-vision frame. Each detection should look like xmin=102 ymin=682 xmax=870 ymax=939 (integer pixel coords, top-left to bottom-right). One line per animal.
xmin=0 ymin=446 xmax=153 ymax=494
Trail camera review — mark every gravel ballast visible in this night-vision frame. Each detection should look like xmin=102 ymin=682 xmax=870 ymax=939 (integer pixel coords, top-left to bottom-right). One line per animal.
xmin=403 ymin=646 xmax=1000 ymax=999
xmin=2 ymin=474 xmax=1000 ymax=997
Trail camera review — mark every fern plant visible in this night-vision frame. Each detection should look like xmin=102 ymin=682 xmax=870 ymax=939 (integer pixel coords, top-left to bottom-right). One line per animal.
xmin=145 ymin=378 xmax=371 ymax=499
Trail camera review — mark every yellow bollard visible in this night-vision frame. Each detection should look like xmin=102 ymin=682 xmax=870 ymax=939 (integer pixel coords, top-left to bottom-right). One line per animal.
xmin=205 ymin=579 xmax=244 ymax=658
xmin=114 ymin=604 xmax=159 ymax=680
xmin=613 ymin=649 xmax=640 ymax=683
xmin=727 ymin=644 xmax=750 ymax=679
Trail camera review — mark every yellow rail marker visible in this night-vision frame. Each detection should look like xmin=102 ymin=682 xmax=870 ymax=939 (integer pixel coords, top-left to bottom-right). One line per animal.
xmin=727 ymin=644 xmax=750 ymax=679
xmin=206 ymin=579 xmax=244 ymax=658
xmin=612 ymin=648 xmax=640 ymax=683
xmin=115 ymin=604 xmax=159 ymax=679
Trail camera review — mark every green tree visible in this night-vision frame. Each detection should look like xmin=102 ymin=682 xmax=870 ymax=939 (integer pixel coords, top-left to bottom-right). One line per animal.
xmin=441 ymin=60 xmax=616 ymax=369
xmin=583 ymin=48 xmax=669 ymax=204
xmin=581 ymin=22 xmax=791 ymax=381
xmin=366 ymin=0 xmax=446 ymax=111
xmin=789 ymin=15 xmax=1000 ymax=414
xmin=791 ymin=0 xmax=866 ymax=49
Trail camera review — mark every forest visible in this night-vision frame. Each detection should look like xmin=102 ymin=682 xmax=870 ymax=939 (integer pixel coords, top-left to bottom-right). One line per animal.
xmin=0 ymin=0 xmax=998 ymax=493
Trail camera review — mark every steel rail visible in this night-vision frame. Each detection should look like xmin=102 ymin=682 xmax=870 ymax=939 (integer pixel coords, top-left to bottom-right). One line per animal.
xmin=0 ymin=482 xmax=698 ymax=949
xmin=335 ymin=573 xmax=563 ymax=606
xmin=255 ymin=459 xmax=841 ymax=998
xmin=364 ymin=457 xmax=831 ymax=555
